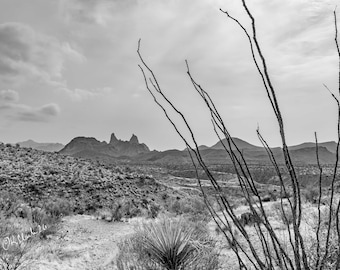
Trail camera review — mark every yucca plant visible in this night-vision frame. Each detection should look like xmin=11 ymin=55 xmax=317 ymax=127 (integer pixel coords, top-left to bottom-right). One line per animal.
xmin=140 ymin=219 xmax=197 ymax=270
xmin=117 ymin=217 xmax=219 ymax=270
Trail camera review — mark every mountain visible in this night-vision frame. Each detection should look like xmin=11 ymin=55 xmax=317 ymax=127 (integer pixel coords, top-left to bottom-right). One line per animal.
xmin=289 ymin=146 xmax=335 ymax=164
xmin=59 ymin=133 xmax=150 ymax=159
xmin=136 ymin=137 xmax=336 ymax=165
xmin=108 ymin=133 xmax=149 ymax=156
xmin=210 ymin=137 xmax=262 ymax=151
xmin=137 ymin=149 xmax=190 ymax=164
xmin=17 ymin=140 xmax=64 ymax=152
xmin=197 ymin=145 xmax=209 ymax=151
xmin=289 ymin=141 xmax=337 ymax=154
xmin=58 ymin=134 xmax=338 ymax=165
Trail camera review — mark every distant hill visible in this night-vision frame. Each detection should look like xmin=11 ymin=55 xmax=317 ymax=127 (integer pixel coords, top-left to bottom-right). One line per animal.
xmin=137 ymin=149 xmax=190 ymax=164
xmin=210 ymin=137 xmax=262 ymax=151
xmin=17 ymin=139 xmax=64 ymax=152
xmin=59 ymin=133 xmax=150 ymax=158
xmin=135 ymin=137 xmax=337 ymax=165
xmin=197 ymin=145 xmax=209 ymax=151
xmin=56 ymin=134 xmax=339 ymax=165
xmin=289 ymin=146 xmax=335 ymax=164
xmin=289 ymin=141 xmax=337 ymax=154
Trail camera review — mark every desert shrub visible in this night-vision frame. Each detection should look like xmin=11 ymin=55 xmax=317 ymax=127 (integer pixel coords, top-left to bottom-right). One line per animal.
xmin=0 ymin=191 xmax=21 ymax=218
xmin=37 ymin=216 xmax=61 ymax=240
xmin=14 ymin=204 xmax=32 ymax=220
xmin=30 ymin=207 xmax=47 ymax=225
xmin=238 ymin=212 xmax=261 ymax=227
xmin=0 ymin=216 xmax=37 ymax=270
xmin=128 ymin=206 xmax=142 ymax=218
xmin=161 ymin=192 xmax=169 ymax=201
xmin=168 ymin=198 xmax=182 ymax=215
xmin=229 ymin=197 xmax=245 ymax=209
xmin=29 ymin=207 xmax=61 ymax=240
xmin=307 ymin=228 xmax=339 ymax=269
xmin=167 ymin=196 xmax=210 ymax=222
xmin=268 ymin=191 xmax=277 ymax=201
xmin=85 ymin=201 xmax=100 ymax=213
xmin=116 ymin=217 xmax=219 ymax=270
xmin=26 ymin=183 xmax=43 ymax=196
xmin=304 ymin=187 xmax=319 ymax=204
xmin=0 ymin=195 xmax=64 ymax=241
xmin=72 ymin=199 xmax=89 ymax=215
xmin=122 ymin=201 xmax=141 ymax=219
xmin=43 ymin=198 xmax=73 ymax=218
xmin=305 ymin=205 xmax=339 ymax=269
xmin=96 ymin=199 xmax=143 ymax=222
xmin=272 ymin=202 xmax=293 ymax=226
xmin=147 ymin=201 xmax=161 ymax=219
xmin=30 ymin=199 xmax=72 ymax=239
xmin=215 ymin=225 xmax=240 ymax=249
xmin=110 ymin=201 xmax=123 ymax=222
xmin=261 ymin=195 xmax=271 ymax=202
xmin=95 ymin=209 xmax=110 ymax=220
xmin=280 ymin=190 xmax=291 ymax=199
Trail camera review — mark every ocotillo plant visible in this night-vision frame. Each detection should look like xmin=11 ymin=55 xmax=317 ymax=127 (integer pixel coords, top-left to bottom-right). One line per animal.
xmin=137 ymin=1 xmax=340 ymax=269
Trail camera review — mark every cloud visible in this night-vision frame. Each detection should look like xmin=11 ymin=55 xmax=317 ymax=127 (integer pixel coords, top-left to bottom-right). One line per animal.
xmin=61 ymin=42 xmax=86 ymax=62
xmin=38 ymin=103 xmax=60 ymax=116
xmin=0 ymin=89 xmax=19 ymax=102
xmin=60 ymin=0 xmax=136 ymax=26
xmin=0 ymin=23 xmax=85 ymax=85
xmin=61 ymin=86 xmax=113 ymax=101
xmin=0 ymin=23 xmax=62 ymax=79
xmin=0 ymin=102 xmax=60 ymax=122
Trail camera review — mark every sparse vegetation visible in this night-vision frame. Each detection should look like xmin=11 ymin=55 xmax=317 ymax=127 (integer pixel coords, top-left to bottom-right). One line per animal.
xmin=304 ymin=187 xmax=319 ymax=204
xmin=166 ymin=196 xmax=210 ymax=223
xmin=272 ymin=202 xmax=294 ymax=226
xmin=0 ymin=211 xmax=38 ymax=269
xmin=117 ymin=217 xmax=219 ymax=270
xmin=306 ymin=210 xmax=340 ymax=269
xmin=0 ymin=144 xmax=180 ymax=220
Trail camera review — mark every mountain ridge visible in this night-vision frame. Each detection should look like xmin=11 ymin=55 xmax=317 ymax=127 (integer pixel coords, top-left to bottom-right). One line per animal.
xmin=15 ymin=136 xmax=339 ymax=165
xmin=17 ymin=140 xmax=65 ymax=152
xmin=210 ymin=137 xmax=262 ymax=150
xmin=289 ymin=141 xmax=337 ymax=153
xmin=59 ymin=133 xmax=150 ymax=158
xmin=142 ymin=137 xmax=337 ymax=165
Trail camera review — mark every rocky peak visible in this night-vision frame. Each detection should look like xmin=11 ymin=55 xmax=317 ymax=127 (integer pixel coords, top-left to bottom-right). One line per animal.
xmin=109 ymin=133 xmax=119 ymax=144
xmin=129 ymin=134 xmax=139 ymax=144
xmin=60 ymin=132 xmax=150 ymax=158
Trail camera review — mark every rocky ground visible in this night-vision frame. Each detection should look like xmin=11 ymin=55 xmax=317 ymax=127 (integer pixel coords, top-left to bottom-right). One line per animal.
xmin=0 ymin=143 xmax=182 ymax=215
xmin=25 ymin=215 xmax=136 ymax=270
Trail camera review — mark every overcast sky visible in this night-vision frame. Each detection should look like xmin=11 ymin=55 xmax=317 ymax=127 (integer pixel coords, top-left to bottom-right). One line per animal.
xmin=0 ymin=0 xmax=339 ymax=150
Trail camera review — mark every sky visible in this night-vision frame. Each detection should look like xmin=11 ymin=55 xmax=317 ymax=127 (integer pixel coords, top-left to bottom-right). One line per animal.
xmin=0 ymin=0 xmax=339 ymax=151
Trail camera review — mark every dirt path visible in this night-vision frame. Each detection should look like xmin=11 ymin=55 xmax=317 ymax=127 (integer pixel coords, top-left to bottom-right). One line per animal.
xmin=32 ymin=215 xmax=136 ymax=270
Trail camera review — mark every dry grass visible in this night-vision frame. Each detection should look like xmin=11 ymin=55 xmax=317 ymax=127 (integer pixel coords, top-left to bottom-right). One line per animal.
xmin=206 ymin=197 xmax=340 ymax=269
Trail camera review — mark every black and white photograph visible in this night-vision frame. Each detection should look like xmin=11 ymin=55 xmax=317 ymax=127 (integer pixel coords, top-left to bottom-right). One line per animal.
xmin=0 ymin=0 xmax=340 ymax=269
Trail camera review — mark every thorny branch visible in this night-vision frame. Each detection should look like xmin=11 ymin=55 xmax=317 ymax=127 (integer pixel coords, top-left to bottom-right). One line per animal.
xmin=137 ymin=1 xmax=340 ymax=269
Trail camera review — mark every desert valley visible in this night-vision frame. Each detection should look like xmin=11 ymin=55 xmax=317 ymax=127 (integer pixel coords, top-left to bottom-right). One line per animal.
xmin=0 ymin=132 xmax=339 ymax=269
xmin=1 ymin=0 xmax=340 ymax=269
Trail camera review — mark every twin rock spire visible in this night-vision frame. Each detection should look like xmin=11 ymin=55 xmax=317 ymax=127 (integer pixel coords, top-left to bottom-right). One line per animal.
xmin=109 ymin=133 xmax=139 ymax=145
